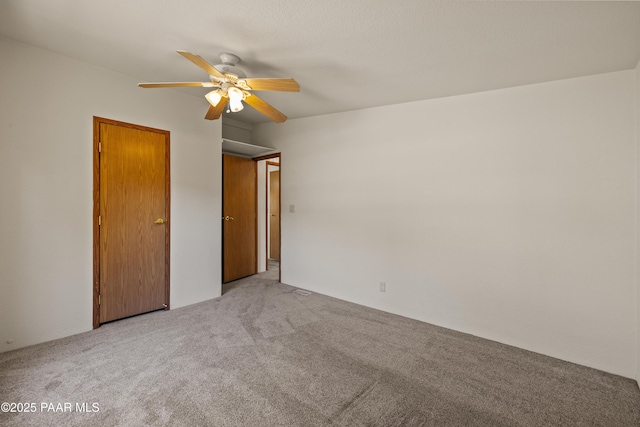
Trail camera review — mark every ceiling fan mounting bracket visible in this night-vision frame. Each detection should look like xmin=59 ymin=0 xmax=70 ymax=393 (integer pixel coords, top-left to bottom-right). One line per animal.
xmin=219 ymin=52 xmax=241 ymax=66
xmin=213 ymin=53 xmax=246 ymax=78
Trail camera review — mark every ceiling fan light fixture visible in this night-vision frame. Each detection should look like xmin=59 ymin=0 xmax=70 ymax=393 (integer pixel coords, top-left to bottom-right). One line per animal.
xmin=140 ymin=51 xmax=297 ymax=122
xmin=227 ymin=87 xmax=244 ymax=112
xmin=205 ymin=89 xmax=223 ymax=107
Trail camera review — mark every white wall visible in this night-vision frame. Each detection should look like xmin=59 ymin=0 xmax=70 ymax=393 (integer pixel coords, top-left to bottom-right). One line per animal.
xmin=0 ymin=37 xmax=222 ymax=352
xmin=635 ymin=58 xmax=640 ymax=384
xmin=254 ymin=70 xmax=637 ymax=378
xmin=257 ymin=160 xmax=267 ymax=272
xmin=222 ymin=117 xmax=253 ymax=143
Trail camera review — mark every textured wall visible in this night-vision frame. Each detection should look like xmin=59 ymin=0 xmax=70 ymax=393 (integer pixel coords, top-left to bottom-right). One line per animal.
xmin=636 ymin=58 xmax=640 ymax=384
xmin=254 ymin=70 xmax=636 ymax=377
xmin=0 ymin=37 xmax=222 ymax=352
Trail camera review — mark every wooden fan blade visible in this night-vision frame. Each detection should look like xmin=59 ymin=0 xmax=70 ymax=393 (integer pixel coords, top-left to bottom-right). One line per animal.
xmin=205 ymin=96 xmax=228 ymax=120
xmin=138 ymin=82 xmax=215 ymax=88
xmin=244 ymin=94 xmax=287 ymax=123
xmin=177 ymin=51 xmax=225 ymax=79
xmin=240 ymin=78 xmax=300 ymax=92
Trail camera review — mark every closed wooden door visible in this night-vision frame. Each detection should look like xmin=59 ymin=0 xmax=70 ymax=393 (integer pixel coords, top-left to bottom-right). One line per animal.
xmin=223 ymin=154 xmax=257 ymax=282
xmin=94 ymin=117 xmax=170 ymax=326
xmin=269 ymin=170 xmax=280 ymax=260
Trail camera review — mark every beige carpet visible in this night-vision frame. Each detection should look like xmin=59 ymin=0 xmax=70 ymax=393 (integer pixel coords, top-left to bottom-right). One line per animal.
xmin=1 ymin=271 xmax=639 ymax=426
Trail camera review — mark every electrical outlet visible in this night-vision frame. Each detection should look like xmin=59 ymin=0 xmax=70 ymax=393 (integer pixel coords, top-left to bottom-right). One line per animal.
xmin=379 ymin=282 xmax=386 ymax=293
xmin=289 ymin=204 xmax=295 ymax=213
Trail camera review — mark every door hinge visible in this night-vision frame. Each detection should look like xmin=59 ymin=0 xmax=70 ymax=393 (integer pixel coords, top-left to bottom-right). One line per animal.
xmin=98 ymin=294 xmax=101 ymax=305
xmin=98 ymin=215 xmax=101 ymax=226
xmin=98 ymin=142 xmax=102 ymax=153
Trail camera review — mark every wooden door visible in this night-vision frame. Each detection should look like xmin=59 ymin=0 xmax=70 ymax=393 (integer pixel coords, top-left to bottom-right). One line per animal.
xmin=223 ymin=154 xmax=257 ymax=282
xmin=269 ymin=170 xmax=280 ymax=260
xmin=94 ymin=117 xmax=170 ymax=326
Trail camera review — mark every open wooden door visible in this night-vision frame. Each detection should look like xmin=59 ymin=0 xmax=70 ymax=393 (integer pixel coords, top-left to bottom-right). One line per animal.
xmin=269 ymin=169 xmax=280 ymax=260
xmin=93 ymin=117 xmax=170 ymax=327
xmin=223 ymin=154 xmax=257 ymax=282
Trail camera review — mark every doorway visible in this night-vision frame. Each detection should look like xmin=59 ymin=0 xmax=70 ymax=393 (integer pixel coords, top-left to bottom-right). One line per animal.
xmin=93 ymin=117 xmax=170 ymax=328
xmin=221 ymin=152 xmax=282 ymax=284
xmin=267 ymin=161 xmax=280 ymax=268
xmin=253 ymin=153 xmax=281 ymax=281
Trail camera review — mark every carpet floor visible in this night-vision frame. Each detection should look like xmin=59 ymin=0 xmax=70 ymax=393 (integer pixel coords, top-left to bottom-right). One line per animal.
xmin=1 ymin=271 xmax=639 ymax=426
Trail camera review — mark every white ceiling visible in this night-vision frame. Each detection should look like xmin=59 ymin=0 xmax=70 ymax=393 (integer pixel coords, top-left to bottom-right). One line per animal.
xmin=1 ymin=1 xmax=639 ymax=124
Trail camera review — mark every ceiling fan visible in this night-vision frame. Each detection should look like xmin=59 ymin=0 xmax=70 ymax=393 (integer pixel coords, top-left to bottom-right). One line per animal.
xmin=138 ymin=51 xmax=300 ymax=123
